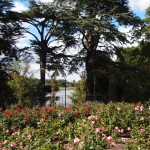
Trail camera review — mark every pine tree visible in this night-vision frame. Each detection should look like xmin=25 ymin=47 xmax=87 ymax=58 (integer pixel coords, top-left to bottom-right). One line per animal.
xmin=56 ymin=0 xmax=142 ymax=100
xmin=21 ymin=0 xmax=78 ymax=105
xmin=0 ymin=0 xmax=25 ymax=105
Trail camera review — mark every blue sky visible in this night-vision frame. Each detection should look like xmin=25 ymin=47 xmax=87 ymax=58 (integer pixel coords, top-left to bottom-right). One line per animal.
xmin=12 ymin=0 xmax=150 ymax=81
xmin=13 ymin=0 xmax=150 ymax=18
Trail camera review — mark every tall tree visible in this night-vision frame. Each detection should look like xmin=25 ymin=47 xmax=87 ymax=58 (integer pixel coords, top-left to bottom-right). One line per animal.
xmin=0 ymin=0 xmax=25 ymax=105
xmin=21 ymin=0 xmax=78 ymax=105
xmin=56 ymin=0 xmax=142 ymax=100
xmin=114 ymin=43 xmax=150 ymax=102
xmin=143 ymin=6 xmax=150 ymax=40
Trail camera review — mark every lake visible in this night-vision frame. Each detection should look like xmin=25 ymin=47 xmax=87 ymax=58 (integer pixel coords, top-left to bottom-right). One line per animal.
xmin=46 ymin=90 xmax=74 ymax=106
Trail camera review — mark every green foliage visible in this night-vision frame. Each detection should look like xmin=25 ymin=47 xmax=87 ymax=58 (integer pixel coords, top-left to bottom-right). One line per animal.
xmin=54 ymin=79 xmax=75 ymax=87
xmin=7 ymin=61 xmax=41 ymax=107
xmin=0 ymin=0 xmax=25 ymax=64
xmin=0 ymin=0 xmax=28 ymax=106
xmin=0 ymin=102 xmax=149 ymax=149
xmin=143 ymin=6 xmax=150 ymax=39
xmin=20 ymin=0 xmax=79 ymax=104
xmin=56 ymin=0 xmax=142 ymax=99
xmin=70 ymin=77 xmax=86 ymax=104
xmin=112 ymin=43 xmax=150 ymax=102
xmin=0 ymin=0 xmax=149 ymax=105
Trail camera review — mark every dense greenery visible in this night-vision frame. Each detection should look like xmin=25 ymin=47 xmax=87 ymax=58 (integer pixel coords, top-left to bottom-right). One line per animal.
xmin=0 ymin=102 xmax=149 ymax=149
xmin=0 ymin=0 xmax=26 ymax=106
xmin=0 ymin=1 xmax=149 ymax=149
xmin=0 ymin=0 xmax=150 ymax=106
xmin=57 ymin=0 xmax=142 ymax=100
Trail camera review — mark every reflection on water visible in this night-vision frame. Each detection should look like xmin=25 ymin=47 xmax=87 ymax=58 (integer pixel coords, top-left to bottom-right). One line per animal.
xmin=55 ymin=90 xmax=74 ymax=106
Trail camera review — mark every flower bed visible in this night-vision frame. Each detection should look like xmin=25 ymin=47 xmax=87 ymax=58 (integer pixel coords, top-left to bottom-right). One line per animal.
xmin=0 ymin=102 xmax=149 ymax=149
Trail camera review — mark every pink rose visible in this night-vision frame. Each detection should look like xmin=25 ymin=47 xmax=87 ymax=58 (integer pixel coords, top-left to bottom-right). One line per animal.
xmin=105 ymin=136 xmax=112 ymax=142
xmin=127 ymin=127 xmax=131 ymax=131
xmin=27 ymin=134 xmax=32 ymax=139
xmin=115 ymin=126 xmax=119 ymax=130
xmin=140 ymin=106 xmax=144 ymax=112
xmin=140 ymin=117 xmax=144 ymax=121
xmin=117 ymin=107 xmax=121 ymax=111
xmin=91 ymin=121 xmax=95 ymax=126
xmin=135 ymin=106 xmax=139 ymax=111
xmin=95 ymin=128 xmax=100 ymax=133
xmin=93 ymin=115 xmax=99 ymax=121
xmin=120 ymin=129 xmax=124 ymax=133
xmin=2 ymin=148 xmax=8 ymax=150
xmin=37 ymin=122 xmax=40 ymax=125
xmin=88 ymin=116 xmax=92 ymax=120
xmin=82 ymin=119 xmax=86 ymax=122
xmin=101 ymin=127 xmax=105 ymax=131
xmin=140 ymin=129 xmax=145 ymax=133
xmin=74 ymin=137 xmax=80 ymax=145
xmin=11 ymin=142 xmax=17 ymax=148
xmin=3 ymin=140 xmax=8 ymax=144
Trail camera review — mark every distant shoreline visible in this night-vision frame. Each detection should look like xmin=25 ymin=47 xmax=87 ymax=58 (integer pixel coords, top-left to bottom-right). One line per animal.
xmin=59 ymin=87 xmax=75 ymax=90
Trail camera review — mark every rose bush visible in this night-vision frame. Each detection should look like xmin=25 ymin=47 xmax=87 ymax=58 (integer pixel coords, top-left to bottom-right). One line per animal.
xmin=0 ymin=102 xmax=149 ymax=149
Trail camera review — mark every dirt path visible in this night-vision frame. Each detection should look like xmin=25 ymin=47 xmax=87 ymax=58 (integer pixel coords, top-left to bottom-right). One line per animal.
xmin=108 ymin=142 xmax=126 ymax=150
xmin=108 ymin=138 xmax=133 ymax=150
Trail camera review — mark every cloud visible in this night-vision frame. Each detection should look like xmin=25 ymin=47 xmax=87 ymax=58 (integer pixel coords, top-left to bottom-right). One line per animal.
xmin=36 ymin=0 xmax=53 ymax=2
xmin=16 ymin=32 xmax=33 ymax=48
xmin=22 ymin=22 xmax=31 ymax=28
xmin=118 ymin=26 xmax=139 ymax=47
xmin=64 ymin=74 xmax=80 ymax=82
xmin=30 ymin=63 xmax=40 ymax=71
xmin=129 ymin=0 xmax=150 ymax=12
xmin=12 ymin=2 xmax=28 ymax=12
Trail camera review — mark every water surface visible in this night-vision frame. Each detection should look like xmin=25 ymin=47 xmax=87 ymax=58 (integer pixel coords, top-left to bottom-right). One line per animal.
xmin=56 ymin=90 xmax=74 ymax=106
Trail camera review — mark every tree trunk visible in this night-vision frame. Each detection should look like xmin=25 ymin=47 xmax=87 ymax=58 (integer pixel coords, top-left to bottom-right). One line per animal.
xmin=85 ymin=34 xmax=97 ymax=101
xmin=85 ymin=50 xmax=95 ymax=101
xmin=39 ymin=41 xmax=47 ymax=105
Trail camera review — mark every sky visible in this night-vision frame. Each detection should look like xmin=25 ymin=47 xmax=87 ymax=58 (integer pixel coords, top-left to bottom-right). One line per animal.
xmin=12 ymin=0 xmax=150 ymax=81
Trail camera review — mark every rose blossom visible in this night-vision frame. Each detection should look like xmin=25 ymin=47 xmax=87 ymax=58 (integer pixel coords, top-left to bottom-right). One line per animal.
xmin=132 ymin=104 xmax=136 ymax=107
xmin=127 ymin=127 xmax=131 ymax=131
xmin=105 ymin=136 xmax=112 ymax=142
xmin=10 ymin=142 xmax=17 ymax=148
xmin=3 ymin=140 xmax=8 ymax=144
xmin=140 ymin=117 xmax=144 ymax=121
xmin=82 ymin=119 xmax=86 ymax=123
xmin=74 ymin=137 xmax=80 ymax=145
xmin=12 ymin=132 xmax=20 ymax=136
xmin=37 ymin=122 xmax=40 ymax=125
xmin=120 ymin=129 xmax=124 ymax=134
xmin=140 ymin=106 xmax=144 ymax=112
xmin=2 ymin=148 xmax=8 ymax=150
xmin=140 ymin=129 xmax=145 ymax=133
xmin=19 ymin=142 xmax=23 ymax=146
xmin=88 ymin=116 xmax=92 ymax=120
xmin=117 ymin=107 xmax=121 ymax=111
xmin=115 ymin=126 xmax=119 ymax=130
xmin=101 ymin=127 xmax=105 ymax=131
xmin=6 ymin=130 xmax=9 ymax=133
xmin=93 ymin=115 xmax=99 ymax=121
xmin=95 ymin=128 xmax=100 ymax=133
xmin=27 ymin=134 xmax=32 ymax=139
xmin=91 ymin=121 xmax=95 ymax=126
xmin=134 ymin=106 xmax=139 ymax=111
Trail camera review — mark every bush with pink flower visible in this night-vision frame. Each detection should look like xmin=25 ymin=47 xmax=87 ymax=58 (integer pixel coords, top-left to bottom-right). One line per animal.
xmin=0 ymin=101 xmax=149 ymax=149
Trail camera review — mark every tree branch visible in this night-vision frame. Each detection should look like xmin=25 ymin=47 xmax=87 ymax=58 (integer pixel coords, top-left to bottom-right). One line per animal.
xmin=23 ymin=28 xmax=40 ymax=42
